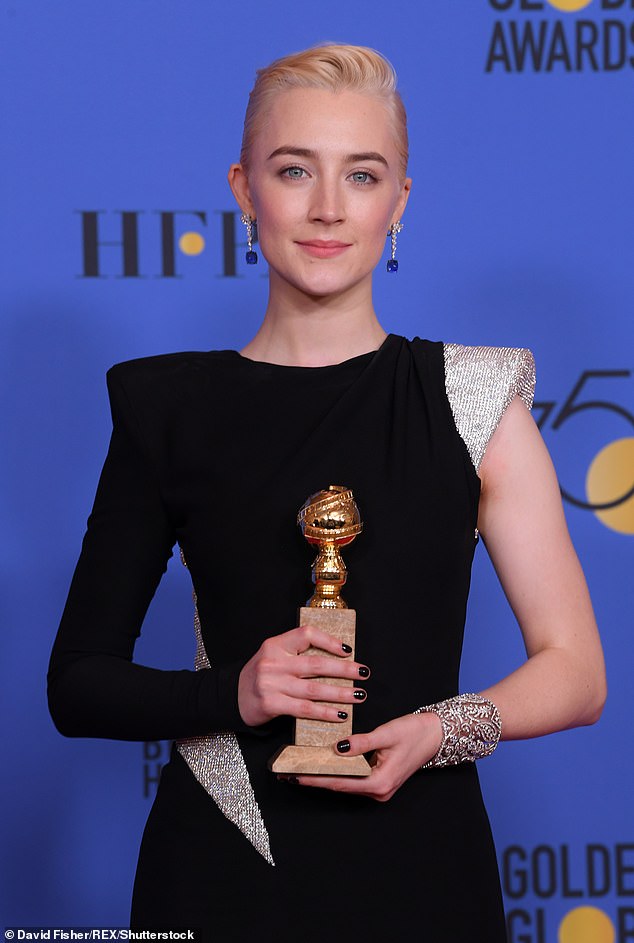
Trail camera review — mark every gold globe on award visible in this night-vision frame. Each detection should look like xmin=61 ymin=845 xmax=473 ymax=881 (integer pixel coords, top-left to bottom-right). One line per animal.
xmin=270 ymin=486 xmax=371 ymax=776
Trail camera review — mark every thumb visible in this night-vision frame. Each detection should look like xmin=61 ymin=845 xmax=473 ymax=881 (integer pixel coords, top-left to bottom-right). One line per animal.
xmin=334 ymin=727 xmax=388 ymax=757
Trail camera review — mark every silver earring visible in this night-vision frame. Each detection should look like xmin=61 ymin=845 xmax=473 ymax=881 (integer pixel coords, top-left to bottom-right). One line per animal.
xmin=387 ymin=221 xmax=403 ymax=273
xmin=240 ymin=213 xmax=258 ymax=264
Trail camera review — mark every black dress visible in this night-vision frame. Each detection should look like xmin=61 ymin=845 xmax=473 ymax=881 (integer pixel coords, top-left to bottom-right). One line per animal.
xmin=49 ymin=334 xmax=535 ymax=941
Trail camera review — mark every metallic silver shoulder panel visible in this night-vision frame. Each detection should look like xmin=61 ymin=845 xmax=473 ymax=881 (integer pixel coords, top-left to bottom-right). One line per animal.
xmin=443 ymin=344 xmax=535 ymax=472
xmin=176 ymin=601 xmax=275 ymax=866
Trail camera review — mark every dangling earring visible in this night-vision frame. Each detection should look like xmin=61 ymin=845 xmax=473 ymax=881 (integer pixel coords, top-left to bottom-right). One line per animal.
xmin=240 ymin=213 xmax=258 ymax=264
xmin=386 ymin=221 xmax=403 ymax=273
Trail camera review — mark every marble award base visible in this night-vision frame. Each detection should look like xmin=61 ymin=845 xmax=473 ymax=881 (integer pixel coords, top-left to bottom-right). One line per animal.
xmin=269 ymin=606 xmax=372 ymax=777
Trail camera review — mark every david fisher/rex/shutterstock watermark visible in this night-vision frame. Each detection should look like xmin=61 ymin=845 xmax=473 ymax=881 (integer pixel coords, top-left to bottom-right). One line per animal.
xmin=4 ymin=931 xmax=199 ymax=941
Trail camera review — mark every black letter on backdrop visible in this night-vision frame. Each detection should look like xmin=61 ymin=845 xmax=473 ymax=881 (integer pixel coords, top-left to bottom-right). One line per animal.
xmin=506 ymin=909 xmax=532 ymax=943
xmin=587 ymin=845 xmax=611 ymax=897
xmin=617 ymin=845 xmax=634 ymax=895
xmin=561 ymin=845 xmax=584 ymax=898
xmin=218 ymin=210 xmax=260 ymax=277
xmin=220 ymin=211 xmax=239 ymax=277
xmin=618 ymin=907 xmax=634 ymax=942
xmin=143 ymin=741 xmax=163 ymax=761
xmin=576 ymin=21 xmax=600 ymax=71
xmin=143 ymin=763 xmax=162 ymax=798
xmin=486 ymin=22 xmax=513 ymax=72
xmin=504 ymin=846 xmax=528 ymax=898
xmin=603 ymin=20 xmax=627 ymax=71
xmin=78 ymin=210 xmax=140 ymax=278
xmin=546 ymin=22 xmax=573 ymax=72
xmin=510 ymin=21 xmax=549 ymax=71
xmin=158 ymin=210 xmax=207 ymax=277
xmin=532 ymin=846 xmax=557 ymax=899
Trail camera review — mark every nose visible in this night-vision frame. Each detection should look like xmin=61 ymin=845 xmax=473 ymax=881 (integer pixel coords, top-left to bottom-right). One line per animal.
xmin=308 ymin=175 xmax=345 ymax=225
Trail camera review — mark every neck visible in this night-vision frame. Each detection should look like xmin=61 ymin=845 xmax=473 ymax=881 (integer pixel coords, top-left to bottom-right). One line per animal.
xmin=239 ymin=274 xmax=387 ymax=367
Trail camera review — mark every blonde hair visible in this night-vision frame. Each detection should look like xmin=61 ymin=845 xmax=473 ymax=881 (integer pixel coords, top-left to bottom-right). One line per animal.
xmin=240 ymin=43 xmax=408 ymax=180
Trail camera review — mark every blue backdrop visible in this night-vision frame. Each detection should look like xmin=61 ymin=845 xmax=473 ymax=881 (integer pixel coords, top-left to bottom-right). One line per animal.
xmin=2 ymin=2 xmax=633 ymax=940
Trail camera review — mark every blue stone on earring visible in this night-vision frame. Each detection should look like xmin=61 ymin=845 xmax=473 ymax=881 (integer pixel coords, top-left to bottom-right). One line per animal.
xmin=241 ymin=212 xmax=258 ymax=265
xmin=386 ymin=220 xmax=403 ymax=274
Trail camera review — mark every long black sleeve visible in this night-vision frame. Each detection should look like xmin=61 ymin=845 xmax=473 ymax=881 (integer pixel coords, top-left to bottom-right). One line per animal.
xmin=47 ymin=364 xmax=246 ymax=741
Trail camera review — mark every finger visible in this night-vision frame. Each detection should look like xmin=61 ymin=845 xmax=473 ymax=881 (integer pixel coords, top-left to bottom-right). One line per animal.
xmin=281 ymin=624 xmax=355 ymax=658
xmin=292 ymin=758 xmax=401 ymax=801
xmin=292 ymin=772 xmax=381 ymax=796
xmin=333 ymin=726 xmax=393 ymax=757
xmin=285 ymin=678 xmax=368 ymax=707
xmin=299 ymin=771 xmax=399 ymax=803
xmin=293 ymin=653 xmax=371 ymax=683
xmin=278 ymin=690 xmax=364 ymax=723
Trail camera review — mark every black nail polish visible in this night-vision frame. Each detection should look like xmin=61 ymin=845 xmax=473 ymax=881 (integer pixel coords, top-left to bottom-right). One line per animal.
xmin=287 ymin=775 xmax=299 ymax=785
xmin=358 ymin=666 xmax=370 ymax=678
xmin=353 ymin=689 xmax=367 ymax=701
xmin=341 ymin=643 xmax=352 ymax=654
xmin=337 ymin=711 xmax=348 ymax=720
xmin=337 ymin=739 xmax=351 ymax=753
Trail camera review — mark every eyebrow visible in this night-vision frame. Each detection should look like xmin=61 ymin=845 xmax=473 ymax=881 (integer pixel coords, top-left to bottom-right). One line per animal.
xmin=267 ymin=146 xmax=389 ymax=167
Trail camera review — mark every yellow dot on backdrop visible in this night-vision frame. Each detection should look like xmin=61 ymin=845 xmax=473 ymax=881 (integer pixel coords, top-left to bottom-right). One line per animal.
xmin=179 ymin=232 xmax=205 ymax=255
xmin=547 ymin=0 xmax=593 ymax=11
xmin=559 ymin=906 xmax=614 ymax=943
xmin=586 ymin=437 xmax=634 ymax=535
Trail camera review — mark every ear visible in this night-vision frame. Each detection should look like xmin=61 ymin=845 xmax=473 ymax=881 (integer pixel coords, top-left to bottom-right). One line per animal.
xmin=228 ymin=163 xmax=256 ymax=219
xmin=391 ymin=176 xmax=412 ymax=227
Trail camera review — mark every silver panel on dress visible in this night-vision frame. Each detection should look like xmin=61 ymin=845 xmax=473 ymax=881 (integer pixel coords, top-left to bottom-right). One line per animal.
xmin=443 ymin=344 xmax=536 ymax=472
xmin=176 ymin=598 xmax=275 ymax=866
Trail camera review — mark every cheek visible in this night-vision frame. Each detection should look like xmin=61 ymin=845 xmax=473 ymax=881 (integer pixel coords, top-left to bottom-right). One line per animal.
xmin=357 ymin=193 xmax=397 ymax=235
xmin=360 ymin=205 xmax=394 ymax=257
xmin=252 ymin=197 xmax=301 ymax=251
xmin=366 ymin=231 xmax=389 ymax=269
xmin=255 ymin=221 xmax=290 ymax=267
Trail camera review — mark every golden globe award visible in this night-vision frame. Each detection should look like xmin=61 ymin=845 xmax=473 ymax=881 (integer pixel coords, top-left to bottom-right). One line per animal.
xmin=270 ymin=485 xmax=371 ymax=776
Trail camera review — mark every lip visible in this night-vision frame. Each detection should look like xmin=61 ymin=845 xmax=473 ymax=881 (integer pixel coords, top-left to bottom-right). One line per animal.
xmin=296 ymin=240 xmax=352 ymax=259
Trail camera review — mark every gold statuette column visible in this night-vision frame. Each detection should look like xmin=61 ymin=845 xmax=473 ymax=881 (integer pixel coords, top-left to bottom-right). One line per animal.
xmin=269 ymin=486 xmax=371 ymax=777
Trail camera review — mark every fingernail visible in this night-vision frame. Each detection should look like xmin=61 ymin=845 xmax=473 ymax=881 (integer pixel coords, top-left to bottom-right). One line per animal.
xmin=337 ymin=739 xmax=351 ymax=753
xmin=337 ymin=711 xmax=348 ymax=720
xmin=353 ymin=689 xmax=367 ymax=701
xmin=358 ymin=666 xmax=370 ymax=678
xmin=341 ymin=643 xmax=352 ymax=654
xmin=277 ymin=775 xmax=299 ymax=784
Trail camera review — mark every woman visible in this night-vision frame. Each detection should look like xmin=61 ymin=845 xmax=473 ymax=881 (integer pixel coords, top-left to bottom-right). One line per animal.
xmin=49 ymin=44 xmax=606 ymax=940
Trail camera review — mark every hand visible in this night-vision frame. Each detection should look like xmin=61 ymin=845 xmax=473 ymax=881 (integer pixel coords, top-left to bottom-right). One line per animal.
xmin=238 ymin=624 xmax=370 ymax=727
xmin=279 ymin=712 xmax=443 ymax=802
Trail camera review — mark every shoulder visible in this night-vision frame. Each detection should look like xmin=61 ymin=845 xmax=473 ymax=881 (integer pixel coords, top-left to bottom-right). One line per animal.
xmin=106 ymin=349 xmax=237 ymax=401
xmin=443 ymin=343 xmax=535 ymax=407
xmin=104 ymin=350 xmax=238 ymax=436
xmin=107 ymin=350 xmax=211 ymax=388
xmin=442 ymin=342 xmax=536 ymax=473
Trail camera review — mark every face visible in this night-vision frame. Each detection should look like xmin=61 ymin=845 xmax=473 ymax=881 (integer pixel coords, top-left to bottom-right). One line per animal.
xmin=229 ymin=88 xmax=411 ymax=301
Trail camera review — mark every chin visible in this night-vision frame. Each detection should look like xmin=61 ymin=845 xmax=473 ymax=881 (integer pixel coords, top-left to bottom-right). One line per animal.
xmin=301 ymin=280 xmax=361 ymax=300
xmin=267 ymin=255 xmax=370 ymax=299
xmin=294 ymin=266 xmax=368 ymax=298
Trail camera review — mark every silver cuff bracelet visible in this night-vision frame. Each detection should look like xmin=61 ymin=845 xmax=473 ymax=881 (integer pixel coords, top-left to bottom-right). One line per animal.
xmin=414 ymin=693 xmax=502 ymax=768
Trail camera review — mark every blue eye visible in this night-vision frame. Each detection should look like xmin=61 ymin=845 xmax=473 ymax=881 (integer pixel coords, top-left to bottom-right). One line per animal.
xmin=282 ymin=166 xmax=306 ymax=179
xmin=350 ymin=171 xmax=375 ymax=185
